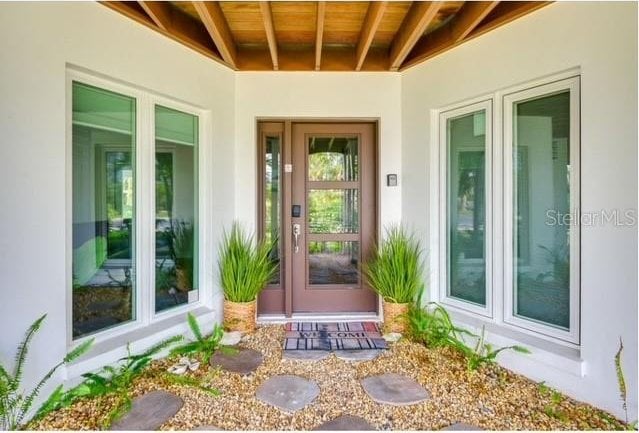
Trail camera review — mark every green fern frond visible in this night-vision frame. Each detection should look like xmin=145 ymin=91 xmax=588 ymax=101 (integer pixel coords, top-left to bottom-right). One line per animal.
xmin=187 ymin=313 xmax=203 ymax=342
xmin=13 ymin=314 xmax=46 ymax=381
xmin=615 ymin=337 xmax=628 ymax=424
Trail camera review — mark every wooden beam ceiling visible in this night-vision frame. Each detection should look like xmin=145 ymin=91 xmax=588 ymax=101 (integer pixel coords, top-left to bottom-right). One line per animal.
xmin=389 ymin=1 xmax=443 ymax=71
xmin=401 ymin=1 xmax=549 ymax=70
xmin=192 ymin=1 xmax=238 ymax=69
xmin=102 ymin=1 xmax=552 ymax=72
xmin=355 ymin=1 xmax=387 ymax=71
xmin=315 ymin=1 xmax=326 ymax=70
xmin=259 ymin=2 xmax=279 ymax=70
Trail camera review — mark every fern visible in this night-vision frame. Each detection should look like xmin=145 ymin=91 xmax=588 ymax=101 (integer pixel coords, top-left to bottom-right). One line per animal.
xmin=0 ymin=315 xmax=93 ymax=430
xmin=615 ymin=337 xmax=628 ymax=424
xmin=162 ymin=373 xmax=219 ymax=396
xmin=171 ymin=313 xmax=229 ymax=364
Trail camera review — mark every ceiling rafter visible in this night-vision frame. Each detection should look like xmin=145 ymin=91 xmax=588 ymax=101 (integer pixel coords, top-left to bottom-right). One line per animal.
xmin=259 ymin=2 xmax=279 ymax=71
xmin=192 ymin=1 xmax=238 ymax=69
xmin=138 ymin=1 xmax=171 ymax=31
xmin=101 ymin=1 xmax=226 ymax=66
xmin=355 ymin=1 xmax=387 ymax=71
xmin=401 ymin=1 xmax=550 ymax=71
xmin=389 ymin=1 xmax=443 ymax=71
xmin=315 ymin=1 xmax=326 ymax=71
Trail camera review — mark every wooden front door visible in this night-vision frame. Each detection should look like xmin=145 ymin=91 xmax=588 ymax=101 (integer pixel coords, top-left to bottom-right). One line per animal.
xmin=257 ymin=122 xmax=378 ymax=316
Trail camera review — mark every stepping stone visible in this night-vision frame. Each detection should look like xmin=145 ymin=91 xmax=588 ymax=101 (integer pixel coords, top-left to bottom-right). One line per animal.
xmin=383 ymin=332 xmax=402 ymax=343
xmin=210 ymin=347 xmax=263 ymax=375
xmin=256 ymin=375 xmax=320 ymax=413
xmin=192 ymin=425 xmax=222 ymax=431
xmin=220 ymin=331 xmax=242 ymax=346
xmin=110 ymin=390 xmax=183 ymax=430
xmin=335 ymin=350 xmax=382 ymax=362
xmin=283 ymin=350 xmax=330 ymax=361
xmin=360 ymin=373 xmax=429 ymax=406
xmin=314 ymin=415 xmax=376 ymax=430
xmin=441 ymin=423 xmax=483 ymax=431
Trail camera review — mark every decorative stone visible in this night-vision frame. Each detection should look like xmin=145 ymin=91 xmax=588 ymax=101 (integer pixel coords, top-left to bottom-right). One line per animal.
xmin=360 ymin=373 xmax=429 ymax=406
xmin=210 ymin=347 xmax=263 ymax=375
xmin=314 ymin=415 xmax=376 ymax=430
xmin=441 ymin=423 xmax=483 ymax=431
xmin=220 ymin=331 xmax=242 ymax=346
xmin=256 ymin=375 xmax=320 ymax=413
xmin=382 ymin=332 xmax=402 ymax=343
xmin=334 ymin=350 xmax=382 ymax=362
xmin=110 ymin=390 xmax=183 ymax=430
xmin=283 ymin=350 xmax=330 ymax=361
xmin=192 ymin=425 xmax=223 ymax=430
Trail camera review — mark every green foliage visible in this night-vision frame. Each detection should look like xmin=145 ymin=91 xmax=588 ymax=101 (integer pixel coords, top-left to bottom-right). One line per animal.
xmin=219 ymin=222 xmax=278 ymax=302
xmin=170 ymin=313 xmax=228 ymax=364
xmin=615 ymin=337 xmax=634 ymax=427
xmin=363 ymin=225 xmax=424 ymax=304
xmin=542 ymin=388 xmax=568 ymax=422
xmin=162 ymin=373 xmax=219 ymax=396
xmin=0 ymin=314 xmax=93 ymax=430
xmin=465 ymin=326 xmax=530 ymax=372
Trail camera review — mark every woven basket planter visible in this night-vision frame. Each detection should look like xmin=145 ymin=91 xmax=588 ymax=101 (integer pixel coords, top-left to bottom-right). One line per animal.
xmin=382 ymin=300 xmax=409 ymax=333
xmin=223 ymin=299 xmax=257 ymax=332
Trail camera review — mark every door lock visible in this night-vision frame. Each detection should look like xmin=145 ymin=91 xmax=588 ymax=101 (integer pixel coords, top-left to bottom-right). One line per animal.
xmin=292 ymin=223 xmax=301 ymax=253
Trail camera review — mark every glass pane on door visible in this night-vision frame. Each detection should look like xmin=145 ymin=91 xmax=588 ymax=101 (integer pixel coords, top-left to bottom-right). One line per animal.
xmin=308 ymin=189 xmax=359 ymax=234
xmin=513 ymin=91 xmax=571 ymax=329
xmin=264 ymin=134 xmax=281 ymax=285
xmin=308 ymin=137 xmax=358 ymax=181
xmin=309 ymin=241 xmax=359 ymax=285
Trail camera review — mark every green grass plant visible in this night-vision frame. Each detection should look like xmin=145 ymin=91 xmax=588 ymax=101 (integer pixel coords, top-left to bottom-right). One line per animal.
xmin=219 ymin=222 xmax=278 ymax=303
xmin=363 ymin=225 xmax=424 ymax=304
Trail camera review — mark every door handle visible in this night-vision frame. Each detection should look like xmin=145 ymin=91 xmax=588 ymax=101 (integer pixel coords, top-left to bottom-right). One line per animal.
xmin=292 ymin=223 xmax=301 ymax=253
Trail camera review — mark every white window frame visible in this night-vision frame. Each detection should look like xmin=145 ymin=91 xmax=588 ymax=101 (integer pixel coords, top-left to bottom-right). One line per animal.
xmin=66 ymin=67 xmax=212 ymax=346
xmin=439 ymin=99 xmax=494 ymax=318
xmin=503 ymin=76 xmax=581 ymax=344
xmin=431 ymin=70 xmax=581 ymax=347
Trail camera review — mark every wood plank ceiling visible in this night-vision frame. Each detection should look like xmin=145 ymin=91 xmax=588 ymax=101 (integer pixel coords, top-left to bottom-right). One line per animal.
xmin=102 ymin=1 xmax=550 ymax=72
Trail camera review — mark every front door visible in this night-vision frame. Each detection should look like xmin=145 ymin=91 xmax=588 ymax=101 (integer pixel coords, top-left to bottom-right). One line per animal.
xmin=257 ymin=122 xmax=378 ymax=316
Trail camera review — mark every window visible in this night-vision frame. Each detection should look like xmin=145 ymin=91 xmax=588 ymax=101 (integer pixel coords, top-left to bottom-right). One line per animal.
xmin=70 ymin=71 xmax=205 ymax=341
xmin=437 ymin=75 xmax=580 ymax=344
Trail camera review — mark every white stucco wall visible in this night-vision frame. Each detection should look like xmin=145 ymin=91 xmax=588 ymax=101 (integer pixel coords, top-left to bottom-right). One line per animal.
xmin=0 ymin=0 xmax=234 ymax=401
xmin=234 ymin=72 xmax=403 ymax=231
xmin=401 ymin=1 xmax=638 ymax=420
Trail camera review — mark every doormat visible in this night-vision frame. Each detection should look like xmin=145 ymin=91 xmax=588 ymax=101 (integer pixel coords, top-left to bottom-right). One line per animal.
xmin=284 ymin=322 xmax=388 ymax=351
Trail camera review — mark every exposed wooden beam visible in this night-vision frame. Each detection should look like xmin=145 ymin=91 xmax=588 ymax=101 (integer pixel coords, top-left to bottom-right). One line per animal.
xmin=355 ymin=1 xmax=387 ymax=71
xmin=101 ymin=2 xmax=227 ymax=67
xmin=450 ymin=1 xmax=500 ymax=42
xmin=401 ymin=1 xmax=550 ymax=71
xmin=315 ymin=1 xmax=326 ymax=71
xmin=138 ymin=1 xmax=172 ymax=31
xmin=389 ymin=1 xmax=443 ymax=71
xmin=259 ymin=2 xmax=279 ymax=71
xmin=192 ymin=1 xmax=238 ymax=69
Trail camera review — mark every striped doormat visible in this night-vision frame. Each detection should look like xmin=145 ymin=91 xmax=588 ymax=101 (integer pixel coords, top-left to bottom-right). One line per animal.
xmin=284 ymin=322 xmax=388 ymax=351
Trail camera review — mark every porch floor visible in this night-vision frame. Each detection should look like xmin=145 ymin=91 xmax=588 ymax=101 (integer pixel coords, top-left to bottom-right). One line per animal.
xmin=31 ymin=326 xmax=626 ymax=431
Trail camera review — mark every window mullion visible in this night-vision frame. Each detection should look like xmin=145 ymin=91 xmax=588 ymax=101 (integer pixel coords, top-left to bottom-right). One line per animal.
xmin=138 ymin=94 xmax=154 ymax=326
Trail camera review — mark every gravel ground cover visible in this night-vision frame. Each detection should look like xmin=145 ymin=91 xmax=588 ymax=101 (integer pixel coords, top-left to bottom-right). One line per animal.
xmin=31 ymin=325 xmax=628 ymax=431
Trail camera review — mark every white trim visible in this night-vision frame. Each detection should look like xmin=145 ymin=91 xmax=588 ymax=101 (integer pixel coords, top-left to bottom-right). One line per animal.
xmin=66 ymin=67 xmax=213 ymax=350
xmin=258 ymin=312 xmax=381 ymax=324
xmin=438 ymin=99 xmax=493 ymax=318
xmin=503 ymin=76 xmax=580 ymax=344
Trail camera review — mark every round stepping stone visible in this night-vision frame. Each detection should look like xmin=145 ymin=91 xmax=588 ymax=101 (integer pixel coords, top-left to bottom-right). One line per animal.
xmin=283 ymin=350 xmax=330 ymax=361
xmin=382 ymin=332 xmax=402 ymax=343
xmin=441 ymin=423 xmax=483 ymax=431
xmin=314 ymin=415 xmax=375 ymax=431
xmin=256 ymin=374 xmax=320 ymax=413
xmin=334 ymin=350 xmax=382 ymax=362
xmin=192 ymin=425 xmax=223 ymax=430
xmin=110 ymin=390 xmax=183 ymax=430
xmin=210 ymin=347 xmax=263 ymax=375
xmin=360 ymin=373 xmax=429 ymax=406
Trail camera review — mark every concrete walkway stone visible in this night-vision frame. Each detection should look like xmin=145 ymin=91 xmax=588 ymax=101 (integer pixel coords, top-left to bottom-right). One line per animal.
xmin=283 ymin=350 xmax=330 ymax=361
xmin=256 ymin=374 xmax=320 ymax=413
xmin=441 ymin=423 xmax=483 ymax=430
xmin=210 ymin=347 xmax=263 ymax=375
xmin=313 ymin=415 xmax=376 ymax=430
xmin=334 ymin=350 xmax=382 ymax=362
xmin=360 ymin=373 xmax=429 ymax=406
xmin=220 ymin=331 xmax=242 ymax=346
xmin=110 ymin=390 xmax=183 ymax=430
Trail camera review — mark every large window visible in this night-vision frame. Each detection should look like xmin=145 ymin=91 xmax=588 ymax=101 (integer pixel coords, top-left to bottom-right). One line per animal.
xmin=438 ymin=75 xmax=580 ymax=344
xmin=70 ymin=72 xmax=203 ymax=341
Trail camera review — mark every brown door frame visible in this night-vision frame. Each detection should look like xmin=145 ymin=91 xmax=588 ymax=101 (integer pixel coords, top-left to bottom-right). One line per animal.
xmin=257 ymin=118 xmax=380 ymax=317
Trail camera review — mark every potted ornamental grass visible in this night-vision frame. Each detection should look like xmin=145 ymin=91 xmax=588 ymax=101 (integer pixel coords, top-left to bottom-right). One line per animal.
xmin=363 ymin=225 xmax=424 ymax=333
xmin=218 ymin=222 xmax=277 ymax=332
